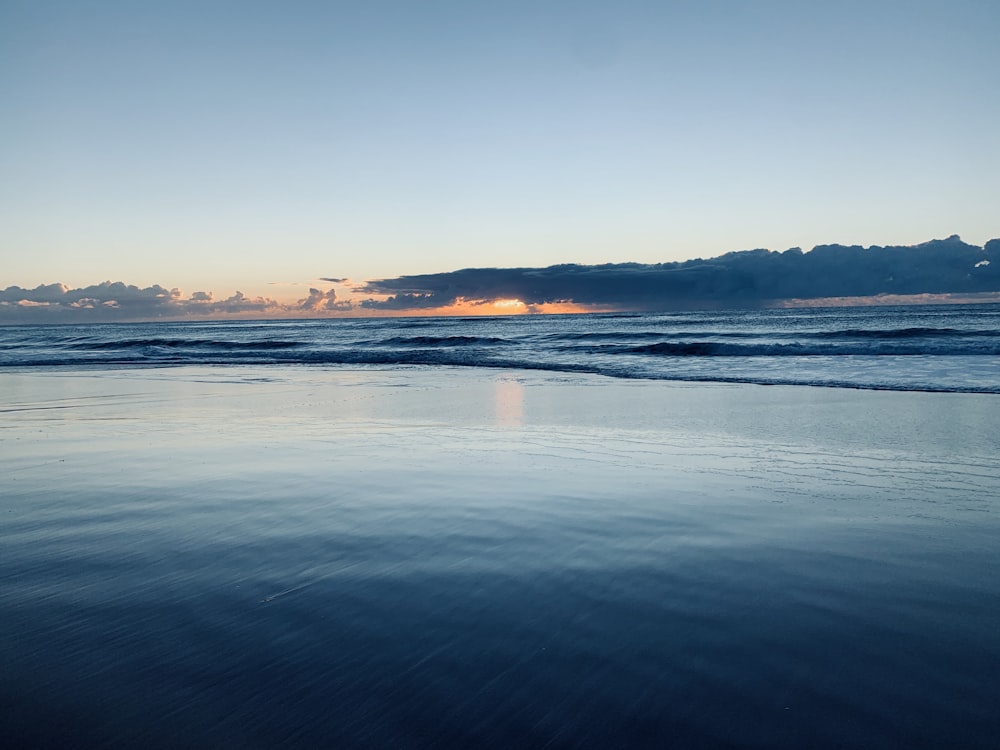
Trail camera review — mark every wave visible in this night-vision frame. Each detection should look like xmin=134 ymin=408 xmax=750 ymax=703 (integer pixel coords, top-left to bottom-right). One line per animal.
xmin=8 ymin=338 xmax=1000 ymax=367
xmin=51 ymin=337 xmax=1000 ymax=362
xmin=607 ymin=340 xmax=1000 ymax=356
xmin=5 ymin=349 xmax=996 ymax=393
xmin=67 ymin=338 xmax=304 ymax=351
xmin=376 ymin=335 xmax=511 ymax=347
xmin=814 ymin=327 xmax=997 ymax=339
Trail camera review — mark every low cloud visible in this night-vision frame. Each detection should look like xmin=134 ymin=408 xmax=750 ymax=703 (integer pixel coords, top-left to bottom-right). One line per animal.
xmin=0 ymin=282 xmax=351 ymax=324
xmin=298 ymin=287 xmax=351 ymax=312
xmin=359 ymin=235 xmax=1000 ymax=311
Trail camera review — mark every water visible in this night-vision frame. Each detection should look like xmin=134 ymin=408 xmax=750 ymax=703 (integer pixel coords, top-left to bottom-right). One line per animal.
xmin=2 ymin=303 xmax=999 ymax=392
xmin=2 ymin=306 xmax=999 ymax=748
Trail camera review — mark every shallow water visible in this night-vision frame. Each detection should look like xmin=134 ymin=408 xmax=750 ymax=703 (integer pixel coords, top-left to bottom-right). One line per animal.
xmin=2 ymin=367 xmax=999 ymax=748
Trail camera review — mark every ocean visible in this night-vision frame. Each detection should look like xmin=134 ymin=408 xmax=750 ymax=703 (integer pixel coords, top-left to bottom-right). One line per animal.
xmin=2 ymin=304 xmax=999 ymax=748
xmin=3 ymin=303 xmax=1000 ymax=392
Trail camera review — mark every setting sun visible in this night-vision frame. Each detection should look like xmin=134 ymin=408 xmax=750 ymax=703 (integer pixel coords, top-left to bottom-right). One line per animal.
xmin=492 ymin=298 xmax=526 ymax=311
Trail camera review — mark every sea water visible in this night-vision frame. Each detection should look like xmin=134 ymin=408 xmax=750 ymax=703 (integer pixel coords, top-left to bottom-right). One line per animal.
xmin=2 ymin=303 xmax=999 ymax=392
xmin=2 ymin=305 xmax=999 ymax=748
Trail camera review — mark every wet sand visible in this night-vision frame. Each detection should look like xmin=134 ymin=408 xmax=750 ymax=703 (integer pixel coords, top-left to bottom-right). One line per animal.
xmin=2 ymin=366 xmax=999 ymax=748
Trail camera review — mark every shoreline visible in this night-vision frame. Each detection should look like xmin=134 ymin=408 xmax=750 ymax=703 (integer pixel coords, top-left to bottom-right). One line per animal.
xmin=4 ymin=363 xmax=998 ymax=448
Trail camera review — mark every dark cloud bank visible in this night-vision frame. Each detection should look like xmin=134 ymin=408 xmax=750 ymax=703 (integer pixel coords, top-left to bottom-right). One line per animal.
xmin=3 ymin=236 xmax=998 ymax=324
xmin=361 ymin=235 xmax=1000 ymax=311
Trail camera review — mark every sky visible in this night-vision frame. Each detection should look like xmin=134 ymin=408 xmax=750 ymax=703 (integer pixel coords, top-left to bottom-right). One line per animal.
xmin=2 ymin=0 xmax=999 ymax=316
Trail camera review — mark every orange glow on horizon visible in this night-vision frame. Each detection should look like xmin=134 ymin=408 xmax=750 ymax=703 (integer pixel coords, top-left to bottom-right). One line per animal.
xmin=165 ymin=297 xmax=613 ymax=321
xmin=492 ymin=298 xmax=526 ymax=311
xmin=307 ymin=297 xmax=614 ymax=318
xmin=404 ymin=298 xmax=615 ymax=317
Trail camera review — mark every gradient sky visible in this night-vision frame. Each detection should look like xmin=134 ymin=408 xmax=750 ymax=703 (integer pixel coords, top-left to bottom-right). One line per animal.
xmin=3 ymin=0 xmax=998 ymax=305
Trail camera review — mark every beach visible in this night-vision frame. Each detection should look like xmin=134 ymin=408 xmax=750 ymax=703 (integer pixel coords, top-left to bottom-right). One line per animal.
xmin=3 ymin=365 xmax=999 ymax=748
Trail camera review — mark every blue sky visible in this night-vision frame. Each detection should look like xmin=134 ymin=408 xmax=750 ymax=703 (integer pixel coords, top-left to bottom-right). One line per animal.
xmin=2 ymin=0 xmax=998 ymax=305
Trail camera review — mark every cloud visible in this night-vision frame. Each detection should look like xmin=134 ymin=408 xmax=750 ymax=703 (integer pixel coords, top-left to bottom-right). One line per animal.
xmin=0 ymin=282 xmax=189 ymax=322
xmin=0 ymin=282 xmax=352 ymax=324
xmin=298 ymin=287 xmax=350 ymax=312
xmin=6 ymin=235 xmax=998 ymax=323
xmin=359 ymin=235 xmax=1000 ymax=311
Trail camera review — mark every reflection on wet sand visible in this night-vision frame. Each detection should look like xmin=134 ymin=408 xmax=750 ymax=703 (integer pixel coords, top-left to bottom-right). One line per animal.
xmin=494 ymin=377 xmax=524 ymax=428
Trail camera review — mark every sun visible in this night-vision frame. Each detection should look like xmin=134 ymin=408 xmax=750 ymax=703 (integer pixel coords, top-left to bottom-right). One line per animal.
xmin=491 ymin=298 xmax=527 ymax=312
